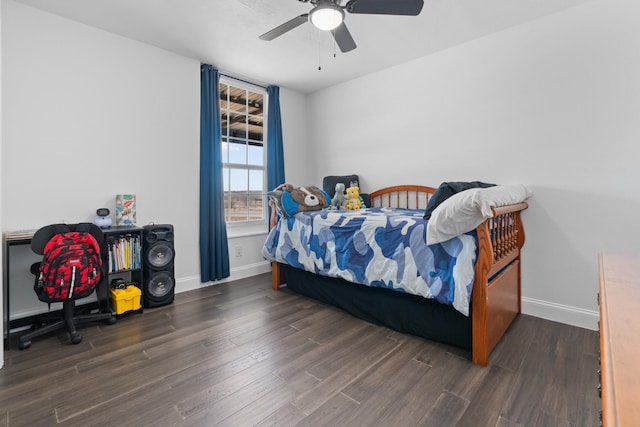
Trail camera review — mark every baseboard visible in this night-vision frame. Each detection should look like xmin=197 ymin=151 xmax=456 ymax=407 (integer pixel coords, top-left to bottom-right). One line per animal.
xmin=177 ymin=268 xmax=600 ymax=330
xmin=521 ymin=296 xmax=599 ymax=331
xmin=176 ymin=261 xmax=272 ymax=293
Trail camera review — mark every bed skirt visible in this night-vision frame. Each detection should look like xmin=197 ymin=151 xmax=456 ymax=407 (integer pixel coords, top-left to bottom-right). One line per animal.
xmin=284 ymin=265 xmax=472 ymax=350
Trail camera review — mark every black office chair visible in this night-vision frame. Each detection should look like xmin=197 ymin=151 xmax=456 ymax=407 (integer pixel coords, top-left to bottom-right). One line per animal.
xmin=18 ymin=223 xmax=116 ymax=350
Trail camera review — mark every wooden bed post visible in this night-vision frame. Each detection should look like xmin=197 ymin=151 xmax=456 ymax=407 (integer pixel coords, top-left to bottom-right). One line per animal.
xmin=515 ymin=210 xmax=526 ymax=313
xmin=472 ymin=221 xmax=492 ymax=366
xmin=269 ymin=200 xmax=286 ymax=291
xmin=272 ymin=262 xmax=285 ymax=290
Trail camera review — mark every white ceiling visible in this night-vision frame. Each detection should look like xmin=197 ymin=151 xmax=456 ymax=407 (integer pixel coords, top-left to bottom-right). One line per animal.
xmin=14 ymin=0 xmax=590 ymax=94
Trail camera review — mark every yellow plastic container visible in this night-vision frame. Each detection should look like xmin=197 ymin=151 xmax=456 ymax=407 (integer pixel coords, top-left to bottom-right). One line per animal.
xmin=110 ymin=285 xmax=142 ymax=315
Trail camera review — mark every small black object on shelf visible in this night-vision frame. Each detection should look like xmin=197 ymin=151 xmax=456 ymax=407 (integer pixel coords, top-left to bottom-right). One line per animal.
xmin=110 ymin=278 xmax=126 ymax=290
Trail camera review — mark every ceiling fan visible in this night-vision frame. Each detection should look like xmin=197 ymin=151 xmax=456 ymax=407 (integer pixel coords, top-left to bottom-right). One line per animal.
xmin=259 ymin=0 xmax=424 ymax=53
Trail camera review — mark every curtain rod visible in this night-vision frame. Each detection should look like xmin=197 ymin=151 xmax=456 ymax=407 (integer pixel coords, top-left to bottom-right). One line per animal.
xmin=201 ymin=63 xmax=270 ymax=89
xmin=220 ymin=72 xmax=268 ymax=90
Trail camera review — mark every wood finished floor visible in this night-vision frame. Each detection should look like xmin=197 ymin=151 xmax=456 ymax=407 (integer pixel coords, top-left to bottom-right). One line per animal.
xmin=1 ymin=273 xmax=600 ymax=426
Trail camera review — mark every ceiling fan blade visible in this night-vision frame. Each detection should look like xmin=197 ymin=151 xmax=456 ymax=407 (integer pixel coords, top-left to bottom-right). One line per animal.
xmin=332 ymin=23 xmax=357 ymax=53
xmin=259 ymin=14 xmax=309 ymax=41
xmin=345 ymin=0 xmax=424 ymax=16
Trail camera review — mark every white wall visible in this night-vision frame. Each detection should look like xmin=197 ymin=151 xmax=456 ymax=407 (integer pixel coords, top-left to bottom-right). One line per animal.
xmin=3 ymin=0 xmax=200 ymax=282
xmin=0 ymin=0 xmax=310 ymax=336
xmin=280 ymin=86 xmax=311 ymax=185
xmin=307 ymin=0 xmax=640 ymax=330
xmin=1 ymin=0 xmax=4 ymax=367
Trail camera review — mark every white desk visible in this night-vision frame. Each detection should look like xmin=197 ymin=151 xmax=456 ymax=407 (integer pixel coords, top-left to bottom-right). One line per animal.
xmin=3 ymin=230 xmax=37 ymax=348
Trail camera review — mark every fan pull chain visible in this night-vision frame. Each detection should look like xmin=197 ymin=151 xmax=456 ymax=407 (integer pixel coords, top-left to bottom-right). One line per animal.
xmin=318 ymin=29 xmax=322 ymax=71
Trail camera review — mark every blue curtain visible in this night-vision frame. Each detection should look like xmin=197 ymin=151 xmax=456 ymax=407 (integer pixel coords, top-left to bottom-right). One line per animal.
xmin=200 ymin=64 xmax=230 ymax=281
xmin=267 ymin=85 xmax=286 ymax=192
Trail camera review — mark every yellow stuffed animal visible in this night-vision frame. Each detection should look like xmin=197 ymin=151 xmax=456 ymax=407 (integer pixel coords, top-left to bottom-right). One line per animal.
xmin=345 ymin=186 xmax=362 ymax=210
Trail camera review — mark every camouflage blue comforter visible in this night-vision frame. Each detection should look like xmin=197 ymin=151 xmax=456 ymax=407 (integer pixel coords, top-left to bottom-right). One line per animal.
xmin=262 ymin=207 xmax=477 ymax=316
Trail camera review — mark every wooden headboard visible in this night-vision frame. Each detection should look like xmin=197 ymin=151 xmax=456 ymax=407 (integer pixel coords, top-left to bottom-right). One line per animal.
xmin=369 ymin=185 xmax=437 ymax=209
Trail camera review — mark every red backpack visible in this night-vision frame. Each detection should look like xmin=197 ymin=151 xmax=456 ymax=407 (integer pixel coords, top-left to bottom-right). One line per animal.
xmin=34 ymin=224 xmax=103 ymax=302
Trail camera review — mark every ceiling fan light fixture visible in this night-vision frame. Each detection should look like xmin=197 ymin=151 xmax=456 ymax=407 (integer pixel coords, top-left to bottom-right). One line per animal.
xmin=309 ymin=4 xmax=344 ymax=31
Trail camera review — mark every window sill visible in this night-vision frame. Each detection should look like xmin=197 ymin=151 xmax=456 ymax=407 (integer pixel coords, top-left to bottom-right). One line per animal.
xmin=226 ymin=221 xmax=269 ymax=239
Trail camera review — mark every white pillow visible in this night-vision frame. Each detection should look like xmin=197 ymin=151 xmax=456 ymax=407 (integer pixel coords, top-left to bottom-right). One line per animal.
xmin=426 ymin=184 xmax=532 ymax=244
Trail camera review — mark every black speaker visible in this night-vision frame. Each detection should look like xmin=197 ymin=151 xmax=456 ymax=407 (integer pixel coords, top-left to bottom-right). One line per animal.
xmin=142 ymin=224 xmax=175 ymax=308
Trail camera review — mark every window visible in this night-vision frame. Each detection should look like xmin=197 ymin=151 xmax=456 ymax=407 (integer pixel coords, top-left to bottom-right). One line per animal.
xmin=220 ymin=77 xmax=266 ymax=223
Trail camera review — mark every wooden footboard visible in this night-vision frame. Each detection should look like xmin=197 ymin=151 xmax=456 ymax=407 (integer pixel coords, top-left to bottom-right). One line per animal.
xmin=472 ymin=203 xmax=527 ymax=365
xmin=269 ymin=185 xmax=528 ymax=366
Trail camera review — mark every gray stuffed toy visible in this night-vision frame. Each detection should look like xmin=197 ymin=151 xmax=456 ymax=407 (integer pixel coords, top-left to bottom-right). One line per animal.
xmin=331 ymin=182 xmax=346 ymax=210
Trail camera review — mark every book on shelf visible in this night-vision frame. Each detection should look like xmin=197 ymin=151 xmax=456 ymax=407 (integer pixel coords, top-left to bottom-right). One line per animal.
xmin=107 ymin=234 xmax=141 ymax=273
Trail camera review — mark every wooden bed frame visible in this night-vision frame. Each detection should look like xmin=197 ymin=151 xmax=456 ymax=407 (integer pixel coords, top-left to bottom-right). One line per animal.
xmin=269 ymin=185 xmax=528 ymax=366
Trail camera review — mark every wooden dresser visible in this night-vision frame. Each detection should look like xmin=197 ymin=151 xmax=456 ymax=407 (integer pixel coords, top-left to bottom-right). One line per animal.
xmin=598 ymin=253 xmax=640 ymax=426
